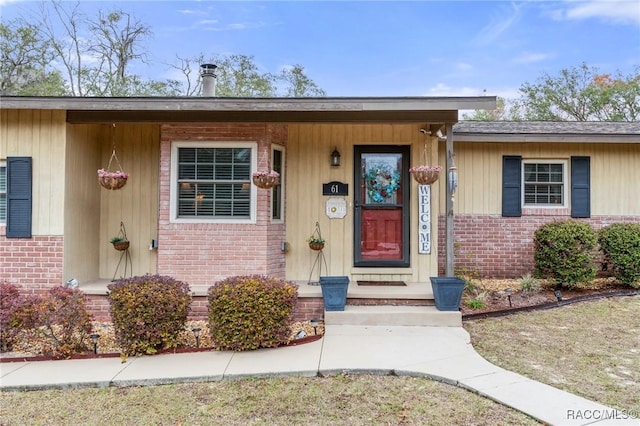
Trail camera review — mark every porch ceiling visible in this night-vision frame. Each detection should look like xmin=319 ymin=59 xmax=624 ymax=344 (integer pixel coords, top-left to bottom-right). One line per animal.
xmin=0 ymin=96 xmax=496 ymax=124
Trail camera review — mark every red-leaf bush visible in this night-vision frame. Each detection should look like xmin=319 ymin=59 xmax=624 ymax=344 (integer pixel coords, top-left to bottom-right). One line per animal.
xmin=27 ymin=287 xmax=93 ymax=358
xmin=208 ymin=275 xmax=298 ymax=351
xmin=0 ymin=282 xmax=26 ymax=352
xmin=108 ymin=274 xmax=191 ymax=356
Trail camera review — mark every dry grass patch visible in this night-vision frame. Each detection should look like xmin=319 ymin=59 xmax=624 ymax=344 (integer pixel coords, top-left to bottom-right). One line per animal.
xmin=464 ymin=295 xmax=640 ymax=413
xmin=0 ymin=375 xmax=540 ymax=425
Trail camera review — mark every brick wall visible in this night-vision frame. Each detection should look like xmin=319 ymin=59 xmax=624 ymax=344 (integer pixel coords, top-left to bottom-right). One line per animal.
xmin=157 ymin=123 xmax=287 ymax=285
xmin=84 ymin=293 xmax=324 ymax=323
xmin=438 ymin=214 xmax=640 ymax=278
xmin=0 ymin=232 xmax=64 ymax=293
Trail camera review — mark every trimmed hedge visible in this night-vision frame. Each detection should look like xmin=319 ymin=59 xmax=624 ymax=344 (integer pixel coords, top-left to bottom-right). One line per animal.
xmin=108 ymin=274 xmax=191 ymax=356
xmin=598 ymin=223 xmax=640 ymax=287
xmin=533 ymin=220 xmax=597 ymax=288
xmin=208 ymin=275 xmax=298 ymax=351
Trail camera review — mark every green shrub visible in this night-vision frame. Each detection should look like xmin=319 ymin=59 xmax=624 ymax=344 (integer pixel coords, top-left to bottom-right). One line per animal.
xmin=519 ymin=274 xmax=541 ymax=293
xmin=598 ymin=223 xmax=640 ymax=287
xmin=533 ymin=220 xmax=597 ymax=288
xmin=208 ymin=275 xmax=298 ymax=351
xmin=465 ymin=298 xmax=486 ymax=309
xmin=23 ymin=287 xmax=94 ymax=358
xmin=108 ymin=274 xmax=192 ymax=356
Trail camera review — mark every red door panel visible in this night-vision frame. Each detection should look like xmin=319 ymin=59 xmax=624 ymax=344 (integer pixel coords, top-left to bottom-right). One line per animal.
xmin=361 ymin=209 xmax=402 ymax=260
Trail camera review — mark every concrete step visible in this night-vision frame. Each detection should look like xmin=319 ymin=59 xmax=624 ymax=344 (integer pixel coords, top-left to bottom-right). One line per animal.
xmin=324 ymin=305 xmax=461 ymax=327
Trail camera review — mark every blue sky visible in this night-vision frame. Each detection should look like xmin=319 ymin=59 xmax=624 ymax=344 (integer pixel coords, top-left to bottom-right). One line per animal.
xmin=1 ymin=0 xmax=639 ymax=99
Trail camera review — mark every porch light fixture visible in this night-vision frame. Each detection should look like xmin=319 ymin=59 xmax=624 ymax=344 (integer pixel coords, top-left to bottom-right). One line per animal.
xmin=504 ymin=288 xmax=513 ymax=307
xmin=330 ymin=147 xmax=341 ymax=167
xmin=192 ymin=327 xmax=202 ymax=348
xmin=310 ymin=318 xmax=319 ymax=335
xmin=90 ymin=333 xmax=100 ymax=354
xmin=554 ymin=289 xmax=563 ymax=302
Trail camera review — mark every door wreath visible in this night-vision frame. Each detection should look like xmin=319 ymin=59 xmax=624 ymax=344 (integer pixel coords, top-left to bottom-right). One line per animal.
xmin=365 ymin=163 xmax=400 ymax=203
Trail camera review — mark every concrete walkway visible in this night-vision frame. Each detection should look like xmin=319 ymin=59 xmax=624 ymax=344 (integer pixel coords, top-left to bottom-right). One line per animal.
xmin=1 ymin=325 xmax=637 ymax=426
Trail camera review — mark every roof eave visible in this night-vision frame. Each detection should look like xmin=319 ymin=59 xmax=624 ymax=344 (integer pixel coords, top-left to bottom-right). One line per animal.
xmin=454 ymin=134 xmax=639 ymax=143
xmin=0 ymin=96 xmax=496 ymax=113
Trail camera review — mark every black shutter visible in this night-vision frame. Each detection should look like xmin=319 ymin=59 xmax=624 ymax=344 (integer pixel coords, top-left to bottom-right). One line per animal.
xmin=6 ymin=157 xmax=32 ymax=238
xmin=571 ymin=156 xmax=590 ymax=218
xmin=502 ymin=156 xmax=522 ymax=217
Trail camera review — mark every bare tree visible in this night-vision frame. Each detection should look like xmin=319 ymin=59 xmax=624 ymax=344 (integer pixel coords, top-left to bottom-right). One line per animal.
xmin=87 ymin=10 xmax=151 ymax=90
xmin=169 ymin=54 xmax=326 ymax=97
xmin=36 ymin=1 xmax=155 ymax=96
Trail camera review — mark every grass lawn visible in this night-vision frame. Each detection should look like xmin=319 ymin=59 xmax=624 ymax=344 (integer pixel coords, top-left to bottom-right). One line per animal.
xmin=0 ymin=375 xmax=538 ymax=425
xmin=464 ymin=294 xmax=640 ymax=414
xmin=1 ymin=296 xmax=637 ymax=425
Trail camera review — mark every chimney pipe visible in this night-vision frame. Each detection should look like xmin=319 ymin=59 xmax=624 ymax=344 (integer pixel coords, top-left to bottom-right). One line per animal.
xmin=200 ymin=64 xmax=217 ymax=97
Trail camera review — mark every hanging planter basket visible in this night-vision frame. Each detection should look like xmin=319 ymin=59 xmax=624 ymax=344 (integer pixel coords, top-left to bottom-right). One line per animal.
xmin=98 ymin=124 xmax=129 ymax=190
xmin=252 ymin=170 xmax=280 ymax=189
xmin=111 ymin=239 xmax=130 ymax=251
xmin=307 ymin=221 xmax=325 ymax=251
xmin=98 ymin=169 xmax=129 ymax=190
xmin=110 ymin=222 xmax=130 ymax=251
xmin=308 ymin=241 xmax=325 ymax=251
xmin=409 ymin=165 xmax=441 ymax=185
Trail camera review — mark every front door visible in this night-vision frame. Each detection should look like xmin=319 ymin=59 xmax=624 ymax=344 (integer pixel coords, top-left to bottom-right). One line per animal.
xmin=354 ymin=146 xmax=410 ymax=267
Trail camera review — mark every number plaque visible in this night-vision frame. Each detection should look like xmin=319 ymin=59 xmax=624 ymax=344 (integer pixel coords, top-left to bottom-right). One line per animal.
xmin=322 ymin=181 xmax=348 ymax=196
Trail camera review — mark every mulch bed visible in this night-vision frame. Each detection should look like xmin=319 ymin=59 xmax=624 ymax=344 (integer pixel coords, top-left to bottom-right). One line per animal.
xmin=0 ymin=335 xmax=324 ymax=363
xmin=461 ymin=285 xmax=639 ymax=320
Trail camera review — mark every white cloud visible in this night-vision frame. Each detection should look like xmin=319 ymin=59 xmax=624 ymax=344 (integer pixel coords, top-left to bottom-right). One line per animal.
xmin=424 ymin=83 xmax=483 ymax=97
xmin=425 ymin=83 xmax=521 ymax=101
xmin=513 ymin=52 xmax=554 ymax=64
xmin=475 ymin=3 xmax=525 ymax=45
xmin=558 ymin=0 xmax=640 ymax=26
xmin=198 ymin=19 xmax=220 ymax=26
xmin=455 ymin=62 xmax=474 ymax=72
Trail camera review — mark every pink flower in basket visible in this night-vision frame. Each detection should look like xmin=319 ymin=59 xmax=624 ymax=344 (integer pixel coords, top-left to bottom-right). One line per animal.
xmin=409 ymin=165 xmax=441 ymax=174
xmin=252 ymin=170 xmax=280 ymax=179
xmin=98 ymin=169 xmax=130 ymax=179
xmin=409 ymin=165 xmax=441 ymax=185
xmin=252 ymin=170 xmax=280 ymax=189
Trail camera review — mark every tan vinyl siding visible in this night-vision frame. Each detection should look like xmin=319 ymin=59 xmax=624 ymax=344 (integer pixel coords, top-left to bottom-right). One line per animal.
xmin=0 ymin=109 xmax=66 ymax=235
xmin=64 ymin=124 xmax=104 ymax=283
xmin=97 ymin=123 xmax=160 ymax=279
xmin=286 ymin=123 xmax=440 ymax=282
xmin=448 ymin=141 xmax=640 ymax=216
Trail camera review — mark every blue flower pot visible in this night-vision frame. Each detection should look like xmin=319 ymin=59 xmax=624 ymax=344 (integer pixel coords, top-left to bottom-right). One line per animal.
xmin=319 ymin=276 xmax=350 ymax=311
xmin=430 ymin=277 xmax=465 ymax=311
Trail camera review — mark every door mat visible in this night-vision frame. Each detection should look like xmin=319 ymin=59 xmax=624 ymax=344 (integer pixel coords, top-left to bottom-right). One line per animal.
xmin=357 ymin=281 xmax=407 ymax=286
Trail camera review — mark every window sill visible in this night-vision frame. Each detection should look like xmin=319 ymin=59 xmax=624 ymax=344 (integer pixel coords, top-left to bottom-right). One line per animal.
xmin=522 ymin=207 xmax=570 ymax=216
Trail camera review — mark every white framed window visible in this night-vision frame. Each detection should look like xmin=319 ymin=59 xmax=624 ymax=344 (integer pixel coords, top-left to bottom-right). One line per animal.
xmin=522 ymin=160 xmax=567 ymax=207
xmin=0 ymin=160 xmax=6 ymax=223
xmin=170 ymin=142 xmax=257 ymax=223
xmin=271 ymin=146 xmax=284 ymax=222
